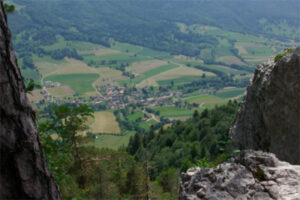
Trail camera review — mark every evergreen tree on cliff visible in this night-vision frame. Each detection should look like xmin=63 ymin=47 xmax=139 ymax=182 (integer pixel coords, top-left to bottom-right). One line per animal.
xmin=0 ymin=1 xmax=61 ymax=199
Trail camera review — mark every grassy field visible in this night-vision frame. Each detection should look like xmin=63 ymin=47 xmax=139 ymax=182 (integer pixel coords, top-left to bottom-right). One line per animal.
xmin=94 ymin=67 xmax=128 ymax=86
xmin=152 ymin=106 xmax=204 ymax=118
xmin=78 ymin=48 xmax=119 ymax=56
xmin=35 ymin=57 xmax=129 ymax=91
xmin=137 ymin=47 xmax=172 ymax=59
xmin=151 ymin=66 xmax=214 ymax=81
xmin=44 ymin=73 xmax=99 ymax=95
xmin=138 ymin=65 xmax=214 ymax=87
xmin=127 ymin=111 xmax=144 ymax=122
xmin=111 ymin=42 xmax=143 ymax=54
xmin=215 ymin=88 xmax=246 ymax=99
xmin=173 ymin=59 xmax=244 ymax=75
xmin=127 ymin=60 xmax=167 ymax=75
xmin=46 ymin=86 xmax=75 ymax=97
xmin=216 ymin=56 xmax=245 ymax=66
xmin=90 ymin=111 xmax=121 ymax=134
xmin=35 ymin=57 xmax=101 ymax=77
xmin=133 ymin=64 xmax=178 ymax=84
xmin=157 ymin=76 xmax=204 ymax=86
xmin=88 ymin=131 xmax=135 ymax=149
xmin=184 ymin=90 xmax=245 ymax=110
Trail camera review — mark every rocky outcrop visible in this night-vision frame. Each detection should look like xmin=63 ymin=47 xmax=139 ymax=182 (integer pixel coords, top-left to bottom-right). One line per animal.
xmin=0 ymin=2 xmax=61 ymax=199
xmin=179 ymin=49 xmax=300 ymax=199
xmin=179 ymin=150 xmax=300 ymax=200
xmin=230 ymin=48 xmax=300 ymax=164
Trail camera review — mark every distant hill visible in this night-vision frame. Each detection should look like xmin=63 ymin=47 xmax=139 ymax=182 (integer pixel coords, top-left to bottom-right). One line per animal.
xmin=9 ymin=0 xmax=300 ymax=58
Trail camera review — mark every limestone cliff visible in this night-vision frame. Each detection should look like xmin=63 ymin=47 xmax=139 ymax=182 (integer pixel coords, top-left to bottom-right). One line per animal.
xmin=179 ymin=49 xmax=300 ymax=200
xmin=179 ymin=150 xmax=300 ymax=200
xmin=230 ymin=48 xmax=300 ymax=164
xmin=0 ymin=2 xmax=61 ymax=199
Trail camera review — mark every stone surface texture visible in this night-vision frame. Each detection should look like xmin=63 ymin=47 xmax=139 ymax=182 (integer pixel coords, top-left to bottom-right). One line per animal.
xmin=179 ymin=150 xmax=300 ymax=200
xmin=0 ymin=1 xmax=61 ymax=199
xmin=229 ymin=48 xmax=300 ymax=164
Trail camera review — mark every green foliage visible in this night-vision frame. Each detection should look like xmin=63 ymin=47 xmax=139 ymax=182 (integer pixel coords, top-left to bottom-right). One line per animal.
xmin=39 ymin=104 xmax=149 ymax=199
xmin=194 ymin=158 xmax=216 ymax=168
xmin=157 ymin=168 xmax=179 ymax=195
xmin=24 ymin=78 xmax=40 ymax=93
xmin=127 ymin=100 xmax=240 ymax=180
xmin=274 ymin=48 xmax=295 ymax=62
xmin=4 ymin=4 xmax=15 ymax=13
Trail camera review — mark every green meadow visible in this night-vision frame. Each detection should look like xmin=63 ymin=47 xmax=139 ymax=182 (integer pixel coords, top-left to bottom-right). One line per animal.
xmin=44 ymin=73 xmax=99 ymax=95
xmin=88 ymin=131 xmax=135 ymax=150
xmin=133 ymin=64 xmax=178 ymax=84
xmin=215 ymin=88 xmax=246 ymax=99
xmin=153 ymin=106 xmax=204 ymax=118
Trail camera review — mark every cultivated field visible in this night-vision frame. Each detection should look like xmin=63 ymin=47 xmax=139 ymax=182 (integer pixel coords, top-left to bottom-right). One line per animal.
xmin=215 ymin=87 xmax=246 ymax=99
xmin=94 ymin=67 xmax=129 ymax=86
xmin=44 ymin=73 xmax=99 ymax=95
xmin=216 ymin=56 xmax=245 ymax=66
xmin=134 ymin=63 xmax=178 ymax=85
xmin=127 ymin=60 xmax=167 ymax=74
xmin=78 ymin=48 xmax=119 ymax=56
xmin=151 ymin=65 xmax=213 ymax=81
xmin=137 ymin=65 xmax=214 ymax=87
xmin=46 ymin=86 xmax=75 ymax=97
xmin=152 ymin=106 xmax=204 ymax=118
xmin=90 ymin=111 xmax=121 ymax=134
xmin=35 ymin=57 xmax=99 ymax=77
xmin=89 ymin=131 xmax=135 ymax=149
xmin=185 ymin=94 xmax=225 ymax=106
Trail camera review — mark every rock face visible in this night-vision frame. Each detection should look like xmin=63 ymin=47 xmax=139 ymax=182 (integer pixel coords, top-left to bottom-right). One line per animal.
xmin=179 ymin=151 xmax=300 ymax=200
xmin=0 ymin=2 xmax=61 ymax=199
xmin=230 ymin=48 xmax=300 ymax=164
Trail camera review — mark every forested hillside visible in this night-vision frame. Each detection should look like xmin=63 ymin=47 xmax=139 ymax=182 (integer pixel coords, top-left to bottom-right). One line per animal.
xmin=126 ymin=100 xmax=240 ymax=197
xmin=9 ymin=0 xmax=300 ymax=61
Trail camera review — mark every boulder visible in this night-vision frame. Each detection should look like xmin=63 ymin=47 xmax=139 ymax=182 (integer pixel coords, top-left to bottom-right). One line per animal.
xmin=179 ymin=151 xmax=300 ymax=200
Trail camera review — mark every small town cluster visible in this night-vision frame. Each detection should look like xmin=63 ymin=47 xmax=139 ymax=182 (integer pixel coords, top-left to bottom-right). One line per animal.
xmin=37 ymin=81 xmax=202 ymax=110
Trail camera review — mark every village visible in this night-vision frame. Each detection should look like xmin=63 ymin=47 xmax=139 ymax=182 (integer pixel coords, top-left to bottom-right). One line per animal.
xmin=36 ymin=81 xmax=200 ymax=111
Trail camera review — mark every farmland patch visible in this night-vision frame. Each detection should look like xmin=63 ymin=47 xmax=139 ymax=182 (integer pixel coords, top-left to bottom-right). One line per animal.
xmin=44 ymin=73 xmax=99 ymax=95
xmin=216 ymin=56 xmax=245 ymax=66
xmin=215 ymin=88 xmax=246 ymax=99
xmin=90 ymin=111 xmax=121 ymax=134
xmin=127 ymin=60 xmax=167 ymax=75
xmin=134 ymin=64 xmax=178 ymax=85
xmin=89 ymin=131 xmax=135 ymax=150
xmin=151 ymin=66 xmax=214 ymax=81
xmin=46 ymin=86 xmax=75 ymax=97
